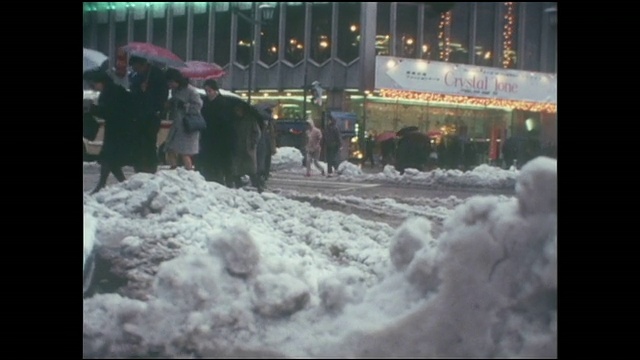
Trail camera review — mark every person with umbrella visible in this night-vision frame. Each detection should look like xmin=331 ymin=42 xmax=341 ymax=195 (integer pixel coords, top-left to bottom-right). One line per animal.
xmin=128 ymin=56 xmax=169 ymax=173
xmin=395 ymin=127 xmax=430 ymax=174
xmin=83 ymin=69 xmax=134 ymax=194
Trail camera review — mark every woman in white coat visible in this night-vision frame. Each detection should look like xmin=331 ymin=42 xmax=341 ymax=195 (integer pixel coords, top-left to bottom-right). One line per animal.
xmin=165 ymin=69 xmax=203 ymax=170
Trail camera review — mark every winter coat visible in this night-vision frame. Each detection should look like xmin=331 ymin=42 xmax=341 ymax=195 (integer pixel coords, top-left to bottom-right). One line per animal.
xmin=200 ymin=94 xmax=235 ymax=170
xmin=128 ymin=65 xmax=168 ymax=120
xmin=324 ymin=123 xmax=342 ymax=149
xmin=305 ymin=121 xmax=323 ymax=153
xmin=228 ymin=98 xmax=262 ymax=177
xmin=165 ymin=84 xmax=203 ymax=155
xmin=91 ymin=82 xmax=134 ymax=166
xmin=256 ymin=113 xmax=276 ymax=175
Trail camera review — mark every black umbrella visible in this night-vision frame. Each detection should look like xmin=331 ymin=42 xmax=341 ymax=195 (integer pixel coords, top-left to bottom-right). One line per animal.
xmin=396 ymin=126 xmax=419 ymax=137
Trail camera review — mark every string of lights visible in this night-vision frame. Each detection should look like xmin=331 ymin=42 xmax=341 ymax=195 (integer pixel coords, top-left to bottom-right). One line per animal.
xmin=502 ymin=2 xmax=515 ymax=68
xmin=379 ymin=89 xmax=557 ymax=114
xmin=438 ymin=11 xmax=452 ymax=62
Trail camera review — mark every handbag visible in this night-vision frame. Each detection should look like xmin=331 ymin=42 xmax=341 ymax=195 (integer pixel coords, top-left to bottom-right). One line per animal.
xmin=184 ymin=112 xmax=207 ymax=133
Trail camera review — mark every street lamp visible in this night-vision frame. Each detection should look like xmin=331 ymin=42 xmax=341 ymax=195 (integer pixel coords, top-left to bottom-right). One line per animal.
xmin=233 ymin=2 xmax=275 ymax=104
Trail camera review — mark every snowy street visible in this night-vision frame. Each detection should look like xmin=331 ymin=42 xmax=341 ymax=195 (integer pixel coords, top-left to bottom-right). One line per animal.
xmin=83 ymin=148 xmax=555 ymax=358
xmin=83 ymin=151 xmax=516 ymax=229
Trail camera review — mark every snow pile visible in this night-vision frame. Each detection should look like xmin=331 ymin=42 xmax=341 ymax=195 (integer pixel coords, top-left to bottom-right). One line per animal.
xmin=270 ymin=147 xmax=304 ymax=171
xmin=83 ymin=157 xmax=556 ymax=358
xmin=335 ymin=163 xmax=519 ymax=189
xmin=337 ymin=161 xmax=363 ymax=177
xmin=84 ymin=212 xmax=97 ymax=271
xmin=325 ymin=156 xmax=557 ymax=358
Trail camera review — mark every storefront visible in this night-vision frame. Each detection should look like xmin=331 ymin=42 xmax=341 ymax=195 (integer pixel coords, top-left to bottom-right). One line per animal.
xmin=354 ymin=55 xmax=557 ymax=166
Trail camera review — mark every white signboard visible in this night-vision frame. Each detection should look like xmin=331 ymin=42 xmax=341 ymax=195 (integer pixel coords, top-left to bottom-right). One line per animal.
xmin=375 ymin=56 xmax=557 ymax=104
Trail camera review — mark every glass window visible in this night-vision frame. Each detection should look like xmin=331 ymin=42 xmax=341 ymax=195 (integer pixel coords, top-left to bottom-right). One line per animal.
xmin=501 ymin=2 xmax=519 ymax=69
xmin=376 ymin=2 xmax=390 ymax=56
xmin=397 ymin=4 xmax=418 ymax=58
xmin=542 ymin=5 xmax=557 ymax=73
xmin=311 ymin=3 xmax=332 ymax=63
xmin=115 ymin=20 xmax=128 ymax=54
xmin=133 ymin=17 xmax=147 ymax=43
xmin=284 ymin=3 xmax=305 ymax=64
xmin=192 ymin=10 xmax=209 ymax=62
xmin=173 ymin=14 xmax=188 ymax=60
xmin=422 ymin=8 xmax=440 ymax=60
xmin=152 ymin=15 xmax=167 ymax=49
xmin=337 ymin=2 xmax=360 ymax=63
xmin=214 ymin=9 xmax=231 ymax=66
xmin=97 ymin=22 xmax=109 ymax=56
xmin=475 ymin=2 xmax=496 ymax=67
xmin=260 ymin=3 xmax=281 ymax=65
xmin=83 ymin=20 xmax=92 ymax=48
xmin=235 ymin=6 xmax=252 ymax=66
xmin=449 ymin=2 xmax=471 ymax=64
xmin=522 ymin=2 xmax=542 ymax=71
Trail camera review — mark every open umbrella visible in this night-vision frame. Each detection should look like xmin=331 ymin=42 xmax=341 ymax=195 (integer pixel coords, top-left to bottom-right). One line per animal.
xmin=180 ymin=61 xmax=225 ymax=79
xmin=83 ymin=48 xmax=108 ymax=72
xmin=396 ymin=126 xmax=419 ymax=137
xmin=376 ymin=131 xmax=397 ymax=142
xmin=120 ymin=42 xmax=187 ymax=68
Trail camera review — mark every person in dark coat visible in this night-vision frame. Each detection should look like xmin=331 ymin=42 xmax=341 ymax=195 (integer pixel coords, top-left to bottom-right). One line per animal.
xmin=323 ymin=117 xmax=342 ymax=176
xmin=502 ymin=136 xmax=518 ymax=169
xmin=362 ymin=131 xmax=377 ymax=168
xmin=395 ymin=129 xmax=430 ymax=174
xmin=228 ymin=98 xmax=263 ymax=191
xmin=128 ymin=56 xmax=169 ymax=174
xmin=83 ymin=69 xmax=134 ymax=194
xmin=380 ymin=137 xmax=396 ymax=166
xmin=199 ymin=79 xmax=235 ymax=186
xmin=255 ymin=105 xmax=277 ymax=185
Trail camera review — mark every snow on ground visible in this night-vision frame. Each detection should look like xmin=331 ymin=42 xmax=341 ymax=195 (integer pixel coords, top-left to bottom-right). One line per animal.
xmin=272 ymin=146 xmax=519 ymax=189
xmin=83 ymin=157 xmax=557 ymax=358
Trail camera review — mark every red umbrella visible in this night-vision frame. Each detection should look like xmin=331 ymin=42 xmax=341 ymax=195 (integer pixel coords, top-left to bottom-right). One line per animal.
xmin=120 ymin=42 xmax=187 ymax=68
xmin=179 ymin=61 xmax=225 ymax=80
xmin=376 ymin=131 xmax=396 ymax=142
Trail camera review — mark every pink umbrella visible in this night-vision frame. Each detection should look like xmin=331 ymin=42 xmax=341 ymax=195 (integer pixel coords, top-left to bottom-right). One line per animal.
xmin=179 ymin=61 xmax=226 ymax=80
xmin=376 ymin=131 xmax=397 ymax=142
xmin=120 ymin=42 xmax=186 ymax=68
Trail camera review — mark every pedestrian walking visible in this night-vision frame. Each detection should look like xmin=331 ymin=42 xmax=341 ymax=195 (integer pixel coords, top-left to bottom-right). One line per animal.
xmin=324 ymin=117 xmax=342 ymax=177
xmin=164 ymin=69 xmax=202 ymax=170
xmin=305 ymin=118 xmax=325 ymax=177
xmin=83 ymin=69 xmax=134 ymax=194
xmin=128 ymin=56 xmax=168 ymax=174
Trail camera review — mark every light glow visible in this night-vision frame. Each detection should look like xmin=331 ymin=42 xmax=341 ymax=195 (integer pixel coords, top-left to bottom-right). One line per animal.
xmin=379 ymin=89 xmax=557 ymax=113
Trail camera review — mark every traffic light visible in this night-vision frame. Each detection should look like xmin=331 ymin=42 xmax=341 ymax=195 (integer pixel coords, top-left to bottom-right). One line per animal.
xmin=310 ymin=81 xmax=323 ymax=107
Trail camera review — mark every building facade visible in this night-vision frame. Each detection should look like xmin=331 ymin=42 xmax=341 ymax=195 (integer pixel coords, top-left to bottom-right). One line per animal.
xmin=83 ymin=2 xmax=557 ymax=163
